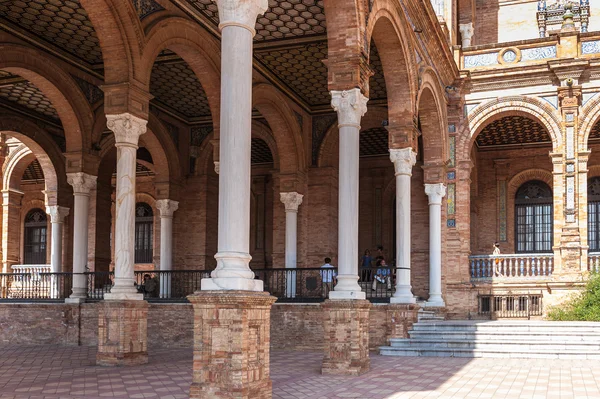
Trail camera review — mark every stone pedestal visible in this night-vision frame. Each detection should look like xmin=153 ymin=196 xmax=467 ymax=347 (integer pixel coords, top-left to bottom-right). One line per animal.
xmin=96 ymin=300 xmax=149 ymax=366
xmin=188 ymin=291 xmax=276 ymax=399
xmin=386 ymin=304 xmax=420 ymax=340
xmin=321 ymin=299 xmax=371 ymax=376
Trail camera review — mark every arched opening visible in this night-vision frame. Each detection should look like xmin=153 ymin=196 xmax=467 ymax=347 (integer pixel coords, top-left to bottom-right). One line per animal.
xmin=514 ymin=180 xmax=553 ymax=253
xmin=588 ymin=177 xmax=600 ymax=252
xmin=23 ymin=208 xmax=47 ymax=265
xmin=134 ymin=202 xmax=154 ymax=264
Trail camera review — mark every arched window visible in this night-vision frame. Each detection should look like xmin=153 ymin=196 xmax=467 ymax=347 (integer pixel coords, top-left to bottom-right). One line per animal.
xmin=588 ymin=177 xmax=600 ymax=252
xmin=23 ymin=208 xmax=47 ymax=264
xmin=515 ymin=180 xmax=553 ymax=253
xmin=134 ymin=203 xmax=153 ymax=263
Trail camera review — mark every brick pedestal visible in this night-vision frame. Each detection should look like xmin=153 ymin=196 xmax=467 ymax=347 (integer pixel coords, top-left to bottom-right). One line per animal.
xmin=386 ymin=304 xmax=421 ymax=340
xmin=321 ymin=299 xmax=371 ymax=376
xmin=96 ymin=300 xmax=148 ymax=366
xmin=188 ymin=291 xmax=277 ymax=399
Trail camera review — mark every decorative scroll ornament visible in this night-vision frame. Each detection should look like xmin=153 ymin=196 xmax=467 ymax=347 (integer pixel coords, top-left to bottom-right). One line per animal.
xmin=106 ymin=113 xmax=148 ymax=147
xmin=67 ymin=173 xmax=97 ymax=195
xmin=46 ymin=205 xmax=70 ymax=223
xmin=156 ymin=199 xmax=179 ymax=218
xmin=280 ymin=192 xmax=304 ymax=212
xmin=213 ymin=0 xmax=268 ymax=33
xmin=331 ymin=89 xmax=368 ymax=128
xmin=424 ymin=183 xmax=447 ymax=205
xmin=389 ymin=148 xmax=417 ymax=176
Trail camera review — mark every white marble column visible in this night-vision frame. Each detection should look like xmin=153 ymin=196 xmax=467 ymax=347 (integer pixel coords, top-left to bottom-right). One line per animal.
xmin=459 ymin=22 xmax=474 ymax=47
xmin=156 ymin=199 xmax=178 ymax=298
xmin=280 ymin=192 xmax=303 ymax=298
xmin=202 ymin=0 xmax=267 ymax=292
xmin=66 ymin=173 xmax=97 ymax=300
xmin=105 ymin=113 xmax=147 ymax=300
xmin=46 ymin=205 xmax=69 ymax=299
xmin=390 ymin=148 xmax=417 ymax=304
xmin=424 ymin=183 xmax=446 ymax=307
xmin=329 ymin=89 xmax=368 ymax=300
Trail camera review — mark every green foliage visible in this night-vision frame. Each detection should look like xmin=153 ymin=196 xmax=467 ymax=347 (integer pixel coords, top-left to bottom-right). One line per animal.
xmin=547 ymin=273 xmax=600 ymax=321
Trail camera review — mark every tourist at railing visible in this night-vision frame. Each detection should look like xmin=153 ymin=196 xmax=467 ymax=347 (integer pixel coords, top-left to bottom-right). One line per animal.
xmin=360 ymin=249 xmax=373 ymax=281
xmin=493 ymin=242 xmax=502 ymax=277
xmin=320 ymin=257 xmax=336 ymax=296
xmin=372 ymin=259 xmax=392 ymax=291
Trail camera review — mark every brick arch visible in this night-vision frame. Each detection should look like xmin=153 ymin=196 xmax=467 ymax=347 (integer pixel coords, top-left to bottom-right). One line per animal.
xmin=507 ymin=169 xmax=553 ymax=201
xmin=0 ymin=44 xmax=94 ymax=152
xmin=3 ymin=146 xmax=35 ymax=192
xmin=367 ymin=3 xmax=418 ymax=148
xmin=317 ymin=106 xmax=389 ymax=168
xmin=141 ymin=17 xmax=221 ymax=130
xmin=195 ymin=130 xmax=217 ymax=177
xmin=579 ymin=96 xmax=600 ymax=150
xmin=252 ymin=83 xmax=305 ymax=175
xmin=417 ymin=69 xmax=448 ymax=167
xmin=588 ymin=165 xmax=600 ymax=179
xmin=252 ymin=120 xmax=280 ymax=171
xmin=0 ymin=117 xmax=66 ymax=205
xmin=79 ymin=0 xmax=144 ymax=85
xmin=463 ymin=96 xmax=562 ymax=160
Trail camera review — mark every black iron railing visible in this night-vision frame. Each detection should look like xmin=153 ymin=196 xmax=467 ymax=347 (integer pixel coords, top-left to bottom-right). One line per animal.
xmin=478 ymin=293 xmax=543 ymax=319
xmin=0 ymin=267 xmax=404 ymax=303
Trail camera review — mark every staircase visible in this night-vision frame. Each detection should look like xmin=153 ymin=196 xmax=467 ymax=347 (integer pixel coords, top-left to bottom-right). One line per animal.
xmin=380 ymin=320 xmax=600 ymax=359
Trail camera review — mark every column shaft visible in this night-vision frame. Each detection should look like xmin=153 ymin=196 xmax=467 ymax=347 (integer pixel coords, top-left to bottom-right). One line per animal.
xmin=425 ymin=183 xmax=446 ymax=307
xmin=202 ymin=18 xmax=261 ymax=291
xmin=281 ymin=192 xmax=303 ymax=298
xmin=329 ymin=89 xmax=368 ymax=300
xmin=156 ymin=199 xmax=178 ymax=299
xmin=390 ymin=149 xmax=416 ymax=304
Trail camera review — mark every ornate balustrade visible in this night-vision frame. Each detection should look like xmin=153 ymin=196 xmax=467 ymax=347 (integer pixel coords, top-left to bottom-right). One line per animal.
xmin=470 ymin=254 xmax=554 ymax=280
xmin=588 ymin=252 xmax=600 ymax=272
xmin=11 ymin=265 xmax=51 ymax=274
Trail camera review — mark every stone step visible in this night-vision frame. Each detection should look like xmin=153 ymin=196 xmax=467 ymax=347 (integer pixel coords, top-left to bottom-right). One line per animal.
xmin=379 ymin=346 xmax=600 ymax=359
xmin=389 ymin=338 xmax=600 ymax=351
xmin=409 ymin=331 xmax=600 ymax=341
xmin=412 ymin=322 xmax=600 ymax=333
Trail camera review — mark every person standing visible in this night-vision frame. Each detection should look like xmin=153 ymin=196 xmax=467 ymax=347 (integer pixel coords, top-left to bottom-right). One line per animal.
xmin=492 ymin=242 xmax=502 ymax=277
xmin=320 ymin=257 xmax=337 ymax=296
xmin=360 ymin=249 xmax=373 ymax=281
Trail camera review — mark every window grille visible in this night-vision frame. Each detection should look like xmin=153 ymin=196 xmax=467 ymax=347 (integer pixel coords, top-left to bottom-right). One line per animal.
xmin=23 ymin=208 xmax=47 ymax=264
xmin=515 ymin=181 xmax=553 ymax=253
xmin=134 ymin=202 xmax=153 ymax=263
xmin=588 ymin=177 xmax=600 ymax=251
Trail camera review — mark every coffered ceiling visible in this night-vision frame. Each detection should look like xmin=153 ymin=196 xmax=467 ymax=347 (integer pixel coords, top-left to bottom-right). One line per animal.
xmin=476 ymin=115 xmax=551 ymax=148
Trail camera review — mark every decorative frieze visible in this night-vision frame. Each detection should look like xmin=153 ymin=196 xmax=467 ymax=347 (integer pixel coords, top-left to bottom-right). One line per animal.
xmin=521 ymin=46 xmax=557 ymax=61
xmin=464 ymin=52 xmax=499 ymax=68
xmin=582 ymin=40 xmax=600 ymax=55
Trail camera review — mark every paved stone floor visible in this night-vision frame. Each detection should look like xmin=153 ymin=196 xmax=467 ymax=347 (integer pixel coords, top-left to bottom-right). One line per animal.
xmin=1 ymin=346 xmax=600 ymax=398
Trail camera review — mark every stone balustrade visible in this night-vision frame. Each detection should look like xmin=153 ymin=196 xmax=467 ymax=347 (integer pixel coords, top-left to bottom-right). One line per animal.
xmin=11 ymin=265 xmax=51 ymax=274
xmin=470 ymin=254 xmax=554 ymax=280
xmin=588 ymin=253 xmax=600 ymax=273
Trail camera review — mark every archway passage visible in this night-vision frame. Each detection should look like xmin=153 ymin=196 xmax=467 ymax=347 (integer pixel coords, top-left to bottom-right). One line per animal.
xmin=469 ymin=114 xmax=553 ymax=255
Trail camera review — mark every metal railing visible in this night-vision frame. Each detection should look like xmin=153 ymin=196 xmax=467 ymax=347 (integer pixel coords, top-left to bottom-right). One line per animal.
xmin=0 ymin=267 xmax=405 ymax=303
xmin=0 ymin=272 xmax=72 ymax=301
xmin=470 ymin=254 xmax=554 ymax=280
xmin=478 ymin=293 xmax=543 ymax=319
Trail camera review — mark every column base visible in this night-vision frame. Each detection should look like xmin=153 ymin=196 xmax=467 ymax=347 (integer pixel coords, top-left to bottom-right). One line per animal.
xmin=201 ymin=277 xmax=263 ymax=291
xmin=328 ymin=290 xmax=366 ymax=300
xmin=386 ymin=304 xmax=420 ymax=339
xmin=391 ymin=285 xmax=416 ymax=304
xmin=65 ymin=297 xmax=84 ymax=304
xmin=321 ymin=299 xmax=371 ymax=376
xmin=424 ymin=297 xmax=446 ymax=308
xmin=188 ymin=291 xmax=276 ymax=399
xmin=96 ymin=300 xmax=148 ymax=366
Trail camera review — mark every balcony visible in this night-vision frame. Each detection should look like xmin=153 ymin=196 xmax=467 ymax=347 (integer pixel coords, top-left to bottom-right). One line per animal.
xmin=470 ymin=254 xmax=554 ymax=281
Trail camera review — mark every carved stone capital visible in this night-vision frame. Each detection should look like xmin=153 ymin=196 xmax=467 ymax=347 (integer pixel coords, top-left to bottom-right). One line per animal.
xmin=389 ymin=148 xmax=417 ymax=176
xmin=459 ymin=23 xmax=474 ymax=47
xmin=213 ymin=0 xmax=268 ymax=33
xmin=67 ymin=172 xmax=97 ymax=196
xmin=331 ymin=89 xmax=368 ymax=129
xmin=280 ymin=192 xmax=303 ymax=212
xmin=46 ymin=205 xmax=70 ymax=223
xmin=424 ymin=183 xmax=447 ymax=205
xmin=156 ymin=199 xmax=179 ymax=218
xmin=106 ymin=113 xmax=147 ymax=148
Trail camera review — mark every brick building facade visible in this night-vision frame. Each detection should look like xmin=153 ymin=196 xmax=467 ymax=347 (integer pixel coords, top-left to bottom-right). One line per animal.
xmin=1 ymin=0 xmax=600 ymax=396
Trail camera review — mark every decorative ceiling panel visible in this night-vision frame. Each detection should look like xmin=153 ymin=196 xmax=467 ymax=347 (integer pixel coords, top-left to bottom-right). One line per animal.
xmin=476 ymin=116 xmax=551 ymax=147
xmin=22 ymin=158 xmax=44 ymax=181
xmin=370 ymin=43 xmax=387 ymax=100
xmin=0 ymin=0 xmax=103 ymax=65
xmin=150 ymin=61 xmax=212 ymax=118
xmin=255 ymin=42 xmax=328 ymax=105
xmin=186 ymin=0 xmax=326 ymax=41
xmin=0 ymin=81 xmax=60 ymax=120
xmin=252 ymin=137 xmax=273 ymax=164
xmin=360 ymin=127 xmax=388 ymax=157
